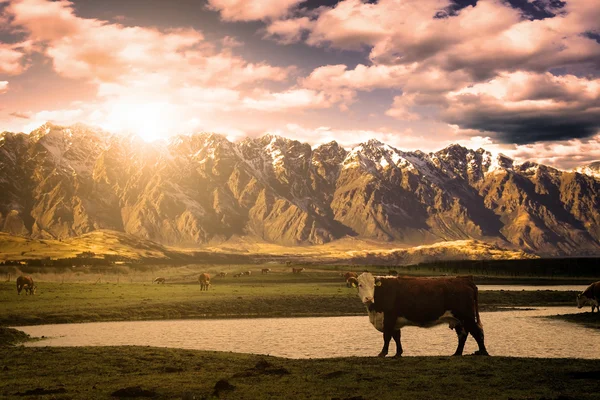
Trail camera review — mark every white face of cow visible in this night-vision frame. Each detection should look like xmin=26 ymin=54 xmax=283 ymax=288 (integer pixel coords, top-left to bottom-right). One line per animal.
xmin=356 ymin=273 xmax=376 ymax=304
xmin=577 ymin=294 xmax=587 ymax=308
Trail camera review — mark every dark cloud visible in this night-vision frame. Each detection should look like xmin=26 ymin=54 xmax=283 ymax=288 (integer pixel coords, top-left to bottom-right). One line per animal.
xmin=449 ymin=111 xmax=600 ymax=144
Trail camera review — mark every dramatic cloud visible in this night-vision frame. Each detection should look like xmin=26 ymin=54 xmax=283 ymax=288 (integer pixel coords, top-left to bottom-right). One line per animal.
xmin=443 ymin=72 xmax=600 ymax=143
xmin=6 ymin=0 xmax=290 ymax=87
xmin=207 ymin=0 xmax=305 ymax=21
xmin=274 ymin=0 xmax=600 ymax=77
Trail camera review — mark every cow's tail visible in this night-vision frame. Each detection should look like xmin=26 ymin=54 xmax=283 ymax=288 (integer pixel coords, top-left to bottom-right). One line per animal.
xmin=474 ymin=283 xmax=483 ymax=329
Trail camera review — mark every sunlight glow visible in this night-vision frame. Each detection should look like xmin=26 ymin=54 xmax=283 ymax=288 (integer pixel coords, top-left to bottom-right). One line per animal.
xmin=101 ymin=102 xmax=176 ymax=142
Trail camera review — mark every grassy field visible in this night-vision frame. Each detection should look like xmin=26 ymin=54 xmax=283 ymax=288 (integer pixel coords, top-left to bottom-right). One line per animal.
xmin=1 ymin=346 xmax=600 ymax=399
xmin=0 ymin=270 xmax=582 ymax=326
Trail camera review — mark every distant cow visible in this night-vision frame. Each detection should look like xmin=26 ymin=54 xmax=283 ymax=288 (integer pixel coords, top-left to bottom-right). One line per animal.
xmin=217 ymin=272 xmax=227 ymax=277
xmin=577 ymin=281 xmax=600 ymax=312
xmin=356 ymin=272 xmax=488 ymax=357
xmin=343 ymin=272 xmax=358 ymax=281
xmin=153 ymin=277 xmax=166 ymax=284
xmin=198 ymin=273 xmax=211 ymax=291
xmin=346 ymin=277 xmax=359 ymax=288
xmin=388 ymin=270 xmax=398 ymax=276
xmin=242 ymin=271 xmax=252 ymax=276
xmin=16 ymin=275 xmax=37 ymax=295
xmin=292 ymin=268 xmax=305 ymax=274
xmin=233 ymin=273 xmax=242 ymax=278
xmin=261 ymin=268 xmax=271 ymax=274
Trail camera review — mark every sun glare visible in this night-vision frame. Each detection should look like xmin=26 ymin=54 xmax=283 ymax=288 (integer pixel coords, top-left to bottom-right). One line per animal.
xmin=101 ymin=102 xmax=175 ymax=142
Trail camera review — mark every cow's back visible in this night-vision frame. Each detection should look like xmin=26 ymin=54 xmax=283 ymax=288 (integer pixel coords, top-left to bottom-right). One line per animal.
xmin=388 ymin=276 xmax=478 ymax=325
xmin=587 ymin=281 xmax=600 ymax=299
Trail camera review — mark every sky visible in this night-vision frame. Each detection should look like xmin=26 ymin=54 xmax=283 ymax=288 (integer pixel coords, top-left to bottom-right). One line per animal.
xmin=0 ymin=0 xmax=598 ymax=169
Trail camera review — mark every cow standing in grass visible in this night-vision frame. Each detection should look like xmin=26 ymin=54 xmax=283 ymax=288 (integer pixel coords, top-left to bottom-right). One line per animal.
xmin=199 ymin=273 xmax=211 ymax=291
xmin=16 ymin=275 xmax=37 ymax=295
xmin=343 ymin=272 xmax=357 ymax=281
xmin=217 ymin=272 xmax=227 ymax=277
xmin=355 ymin=272 xmax=488 ymax=357
xmin=153 ymin=277 xmax=166 ymax=284
xmin=292 ymin=268 xmax=305 ymax=274
xmin=577 ymin=281 xmax=600 ymax=312
xmin=261 ymin=268 xmax=271 ymax=274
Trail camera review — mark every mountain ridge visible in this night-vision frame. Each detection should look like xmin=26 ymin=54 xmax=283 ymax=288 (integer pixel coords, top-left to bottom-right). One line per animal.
xmin=1 ymin=123 xmax=600 ymax=256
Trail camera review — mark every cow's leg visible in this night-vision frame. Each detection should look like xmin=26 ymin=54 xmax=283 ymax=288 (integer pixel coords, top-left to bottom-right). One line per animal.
xmin=465 ymin=321 xmax=489 ymax=356
xmin=392 ymin=329 xmax=402 ymax=358
xmin=453 ymin=324 xmax=468 ymax=356
xmin=378 ymin=312 xmax=396 ymax=358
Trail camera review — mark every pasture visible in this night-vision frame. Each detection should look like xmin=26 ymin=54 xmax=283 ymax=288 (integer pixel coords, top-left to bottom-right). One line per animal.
xmin=0 ymin=265 xmax=583 ymax=326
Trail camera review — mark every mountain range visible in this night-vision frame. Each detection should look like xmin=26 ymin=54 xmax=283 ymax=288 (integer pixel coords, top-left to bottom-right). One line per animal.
xmin=1 ymin=123 xmax=600 ymax=257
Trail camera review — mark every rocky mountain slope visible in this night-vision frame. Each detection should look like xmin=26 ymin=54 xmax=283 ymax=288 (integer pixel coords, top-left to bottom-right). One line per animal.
xmin=1 ymin=123 xmax=600 ymax=256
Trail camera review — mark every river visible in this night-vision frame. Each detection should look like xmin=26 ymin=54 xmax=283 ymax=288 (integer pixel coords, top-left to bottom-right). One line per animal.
xmin=14 ymin=306 xmax=599 ymax=359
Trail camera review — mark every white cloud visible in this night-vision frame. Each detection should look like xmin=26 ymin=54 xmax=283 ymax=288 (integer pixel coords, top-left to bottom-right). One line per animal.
xmin=207 ymin=0 xmax=305 ymax=21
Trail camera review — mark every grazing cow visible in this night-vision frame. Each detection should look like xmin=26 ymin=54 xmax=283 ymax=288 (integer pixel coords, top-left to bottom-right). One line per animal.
xmin=346 ymin=277 xmax=359 ymax=288
xmin=233 ymin=273 xmax=242 ymax=278
xmin=355 ymin=272 xmax=488 ymax=357
xmin=343 ymin=272 xmax=358 ymax=281
xmin=242 ymin=271 xmax=252 ymax=276
xmin=577 ymin=281 xmax=600 ymax=312
xmin=292 ymin=267 xmax=305 ymax=274
xmin=261 ymin=268 xmax=271 ymax=274
xmin=198 ymin=273 xmax=211 ymax=291
xmin=217 ymin=272 xmax=227 ymax=277
xmin=16 ymin=275 xmax=37 ymax=295
xmin=153 ymin=277 xmax=166 ymax=284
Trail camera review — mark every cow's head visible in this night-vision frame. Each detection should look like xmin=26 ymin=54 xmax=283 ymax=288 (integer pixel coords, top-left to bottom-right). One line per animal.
xmin=346 ymin=277 xmax=358 ymax=288
xmin=356 ymin=273 xmax=381 ymax=304
xmin=577 ymin=293 xmax=588 ymax=308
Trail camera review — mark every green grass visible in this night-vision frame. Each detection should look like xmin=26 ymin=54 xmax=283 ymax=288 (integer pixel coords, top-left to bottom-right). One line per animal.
xmin=1 ymin=346 xmax=599 ymax=399
xmin=0 ymin=272 xmax=582 ymax=326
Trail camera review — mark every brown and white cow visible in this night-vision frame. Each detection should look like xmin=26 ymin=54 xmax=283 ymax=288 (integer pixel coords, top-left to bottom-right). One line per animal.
xmin=346 ymin=277 xmax=359 ymax=288
xmin=153 ymin=277 xmax=166 ymax=284
xmin=198 ymin=273 xmax=211 ymax=291
xmin=261 ymin=268 xmax=271 ymax=274
xmin=356 ymin=272 xmax=488 ymax=357
xmin=292 ymin=267 xmax=305 ymax=274
xmin=217 ymin=272 xmax=227 ymax=277
xmin=577 ymin=281 xmax=600 ymax=312
xmin=16 ymin=275 xmax=37 ymax=295
xmin=343 ymin=272 xmax=358 ymax=281
xmin=233 ymin=273 xmax=242 ymax=278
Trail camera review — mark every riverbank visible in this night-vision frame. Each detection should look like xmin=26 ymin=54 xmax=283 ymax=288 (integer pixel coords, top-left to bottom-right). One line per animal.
xmin=0 ymin=327 xmax=31 ymax=346
xmin=0 ymin=281 xmax=581 ymax=326
xmin=548 ymin=312 xmax=600 ymax=329
xmin=1 ymin=346 xmax=599 ymax=399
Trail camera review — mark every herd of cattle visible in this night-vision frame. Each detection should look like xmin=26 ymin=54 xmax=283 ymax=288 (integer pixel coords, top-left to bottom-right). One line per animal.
xmin=12 ymin=271 xmax=600 ymax=357
xmin=149 ymin=267 xmax=308 ymax=290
